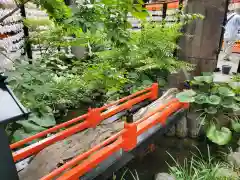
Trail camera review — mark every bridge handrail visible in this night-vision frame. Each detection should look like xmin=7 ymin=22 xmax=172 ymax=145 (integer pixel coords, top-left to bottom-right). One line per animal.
xmin=11 ymin=84 xmax=158 ymax=162
xmin=40 ymin=100 xmax=188 ymax=180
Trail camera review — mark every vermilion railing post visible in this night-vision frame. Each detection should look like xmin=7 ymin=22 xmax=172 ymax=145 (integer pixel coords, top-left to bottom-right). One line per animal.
xmin=182 ymin=102 xmax=190 ymax=109
xmin=86 ymin=108 xmax=102 ymax=128
xmin=150 ymin=83 xmax=158 ymax=101
xmin=122 ymin=122 xmax=137 ymax=151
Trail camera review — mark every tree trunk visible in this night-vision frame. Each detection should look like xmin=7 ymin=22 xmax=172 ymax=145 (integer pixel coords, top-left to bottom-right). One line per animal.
xmin=180 ymin=0 xmax=227 ymax=73
xmin=170 ymin=0 xmax=228 ymax=88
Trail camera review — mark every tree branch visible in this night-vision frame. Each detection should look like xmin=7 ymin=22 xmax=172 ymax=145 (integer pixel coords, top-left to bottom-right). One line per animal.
xmin=0 ymin=0 xmax=31 ymax=23
xmin=0 ymin=51 xmax=14 ymax=63
xmin=14 ymin=0 xmax=20 ymax=7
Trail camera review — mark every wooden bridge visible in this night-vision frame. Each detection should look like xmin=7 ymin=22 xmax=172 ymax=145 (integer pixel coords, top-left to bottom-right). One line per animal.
xmin=12 ymin=84 xmax=188 ymax=180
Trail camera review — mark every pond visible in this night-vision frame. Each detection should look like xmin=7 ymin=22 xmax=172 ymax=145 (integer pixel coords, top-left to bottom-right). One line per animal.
xmin=112 ymin=137 xmax=206 ymax=180
xmin=111 ymin=135 xmax=239 ymax=180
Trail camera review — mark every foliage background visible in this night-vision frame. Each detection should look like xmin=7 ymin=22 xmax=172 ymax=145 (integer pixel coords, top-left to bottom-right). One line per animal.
xmin=3 ymin=0 xmax=203 ymax=142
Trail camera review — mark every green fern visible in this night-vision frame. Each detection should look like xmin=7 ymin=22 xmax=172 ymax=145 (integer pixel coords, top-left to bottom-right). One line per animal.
xmin=130 ymin=22 xmax=194 ymax=73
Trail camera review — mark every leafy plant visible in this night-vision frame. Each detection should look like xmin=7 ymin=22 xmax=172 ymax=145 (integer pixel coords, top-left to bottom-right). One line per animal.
xmin=81 ymin=61 xmax=128 ymax=93
xmin=129 ymin=22 xmax=194 ymax=73
xmin=5 ymin=60 xmax=86 ymax=138
xmin=24 ymin=18 xmax=88 ymax=59
xmin=37 ymin=0 xmax=72 ymax=25
xmin=28 ymin=0 xmax=148 ymax=54
xmin=176 ymin=90 xmax=196 ymax=103
xmin=6 ymin=60 xmax=88 ymax=114
xmin=12 ymin=114 xmax=56 ymax=143
xmin=232 ymin=73 xmax=240 ymax=82
xmin=93 ymin=12 xmax=202 ymax=96
xmin=5 ymin=60 xmax=55 ymax=115
xmin=231 ymin=116 xmax=240 ymax=133
xmin=206 ymin=124 xmax=232 ymax=146
xmin=176 ymin=75 xmax=240 ymax=145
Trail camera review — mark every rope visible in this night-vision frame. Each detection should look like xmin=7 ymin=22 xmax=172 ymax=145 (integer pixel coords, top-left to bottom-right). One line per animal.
xmin=184 ymin=56 xmax=217 ymax=61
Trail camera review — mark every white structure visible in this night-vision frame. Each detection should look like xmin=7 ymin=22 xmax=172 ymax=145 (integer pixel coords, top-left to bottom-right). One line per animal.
xmin=0 ymin=0 xmax=24 ymax=71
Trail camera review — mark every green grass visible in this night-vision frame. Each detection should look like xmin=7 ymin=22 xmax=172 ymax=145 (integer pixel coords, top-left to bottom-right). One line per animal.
xmin=113 ymin=169 xmax=140 ymax=180
xmin=114 ymin=146 xmax=239 ymax=180
xmin=167 ymin=146 xmax=239 ymax=180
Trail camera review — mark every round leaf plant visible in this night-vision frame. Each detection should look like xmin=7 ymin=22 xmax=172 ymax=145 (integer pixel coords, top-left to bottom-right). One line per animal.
xmin=206 ymin=123 xmax=232 ymax=146
xmin=176 ymin=89 xmax=196 ymax=103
